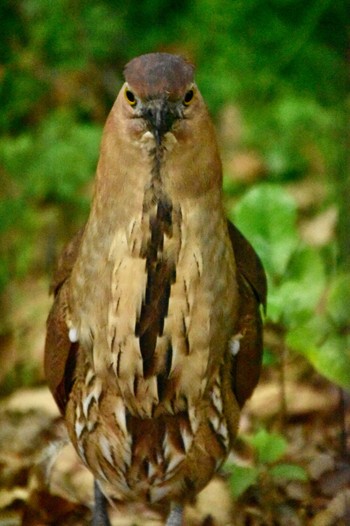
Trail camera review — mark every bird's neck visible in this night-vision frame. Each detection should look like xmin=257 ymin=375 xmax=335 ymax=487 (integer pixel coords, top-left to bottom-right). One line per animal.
xmin=89 ymin=125 xmax=224 ymax=242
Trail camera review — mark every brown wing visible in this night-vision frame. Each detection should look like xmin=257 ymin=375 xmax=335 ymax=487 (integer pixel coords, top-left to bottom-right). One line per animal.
xmin=50 ymin=227 xmax=85 ymax=294
xmin=227 ymin=220 xmax=267 ymax=408
xmin=44 ymin=228 xmax=84 ymax=414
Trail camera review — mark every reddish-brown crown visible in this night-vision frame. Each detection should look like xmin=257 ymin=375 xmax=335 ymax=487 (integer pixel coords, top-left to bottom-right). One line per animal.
xmin=124 ymin=53 xmax=195 ymax=100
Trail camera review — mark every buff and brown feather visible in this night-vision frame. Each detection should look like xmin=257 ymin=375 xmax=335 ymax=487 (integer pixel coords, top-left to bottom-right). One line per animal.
xmin=45 ymin=52 xmax=266 ymax=524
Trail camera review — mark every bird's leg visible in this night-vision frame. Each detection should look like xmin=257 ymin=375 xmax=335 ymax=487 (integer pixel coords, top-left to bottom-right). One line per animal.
xmin=165 ymin=504 xmax=184 ymax=526
xmin=92 ymin=480 xmax=111 ymax=526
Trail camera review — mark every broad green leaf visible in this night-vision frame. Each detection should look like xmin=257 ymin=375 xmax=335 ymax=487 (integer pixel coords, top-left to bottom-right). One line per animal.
xmin=266 ymin=244 xmax=325 ymax=325
xmin=268 ymin=279 xmax=322 ymax=326
xmin=286 ymin=246 xmax=326 ymax=289
xmin=314 ymin=336 xmax=350 ymax=390
xmin=286 ymin=316 xmax=329 ymax=350
xmin=246 ymin=429 xmax=287 ymax=464
xmin=287 ymin=322 xmax=350 ymax=390
xmin=232 ymin=184 xmax=298 ymax=278
xmin=228 ymin=465 xmax=260 ymax=498
xmin=13 ymin=111 xmax=102 ymax=204
xmin=326 ymin=274 xmax=350 ymax=329
xmin=270 ymin=463 xmax=308 ymax=482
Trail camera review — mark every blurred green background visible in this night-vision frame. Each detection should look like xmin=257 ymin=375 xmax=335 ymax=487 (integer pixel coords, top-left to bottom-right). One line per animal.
xmin=0 ymin=0 xmax=349 ymax=392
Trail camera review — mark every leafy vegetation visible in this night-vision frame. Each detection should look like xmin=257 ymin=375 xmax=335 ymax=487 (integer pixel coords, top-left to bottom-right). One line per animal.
xmin=231 ymin=184 xmax=350 ymax=390
xmin=228 ymin=428 xmax=307 ymax=499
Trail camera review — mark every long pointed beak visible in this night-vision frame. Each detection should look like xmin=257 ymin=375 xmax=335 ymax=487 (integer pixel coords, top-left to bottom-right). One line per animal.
xmin=142 ymin=98 xmax=181 ymax=146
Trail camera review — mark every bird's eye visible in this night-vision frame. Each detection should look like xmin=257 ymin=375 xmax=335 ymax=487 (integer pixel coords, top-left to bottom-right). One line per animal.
xmin=125 ymin=88 xmax=137 ymax=106
xmin=183 ymin=89 xmax=194 ymax=106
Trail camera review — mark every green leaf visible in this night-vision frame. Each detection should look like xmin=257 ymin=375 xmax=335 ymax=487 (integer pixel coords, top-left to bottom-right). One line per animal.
xmin=286 ymin=314 xmax=326 ymax=356
xmin=315 ymin=336 xmax=350 ymax=390
xmin=246 ymin=429 xmax=287 ymax=464
xmin=228 ymin=465 xmax=260 ymax=498
xmin=287 ymin=321 xmax=350 ymax=390
xmin=270 ymin=463 xmax=308 ymax=482
xmin=267 ymin=247 xmax=325 ymax=326
xmin=326 ymin=274 xmax=350 ymax=329
xmin=232 ymin=184 xmax=298 ymax=279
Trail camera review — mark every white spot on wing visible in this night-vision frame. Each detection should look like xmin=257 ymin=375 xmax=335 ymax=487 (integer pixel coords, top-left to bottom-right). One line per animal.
xmin=69 ymin=327 xmax=78 ymax=343
xmin=229 ymin=334 xmax=243 ymax=356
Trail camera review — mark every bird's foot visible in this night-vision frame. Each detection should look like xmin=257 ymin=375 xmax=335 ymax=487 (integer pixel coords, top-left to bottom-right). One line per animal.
xmin=92 ymin=480 xmax=111 ymax=526
xmin=165 ymin=504 xmax=183 ymax=526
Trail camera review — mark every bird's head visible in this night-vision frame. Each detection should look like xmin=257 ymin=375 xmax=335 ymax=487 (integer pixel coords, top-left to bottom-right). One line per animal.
xmin=118 ymin=53 xmax=202 ymax=147
xmin=98 ymin=53 xmax=221 ymax=201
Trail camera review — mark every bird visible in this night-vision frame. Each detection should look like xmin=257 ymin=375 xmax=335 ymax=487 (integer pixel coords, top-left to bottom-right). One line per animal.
xmin=44 ymin=52 xmax=267 ymax=526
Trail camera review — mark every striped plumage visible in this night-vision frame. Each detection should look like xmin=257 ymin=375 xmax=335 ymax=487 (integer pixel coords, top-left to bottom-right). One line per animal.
xmin=45 ymin=53 xmax=266 ymax=525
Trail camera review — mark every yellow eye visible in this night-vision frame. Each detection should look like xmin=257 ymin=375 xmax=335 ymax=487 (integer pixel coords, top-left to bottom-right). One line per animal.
xmin=125 ymin=88 xmax=137 ymax=106
xmin=183 ymin=88 xmax=194 ymax=106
